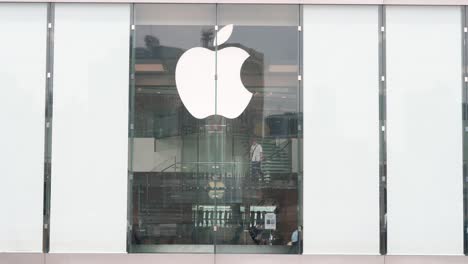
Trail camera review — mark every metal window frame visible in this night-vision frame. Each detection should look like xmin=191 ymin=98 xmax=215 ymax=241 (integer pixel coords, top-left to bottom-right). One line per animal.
xmin=1 ymin=0 xmax=468 ymax=5
xmin=463 ymin=5 xmax=468 ymax=256
xmin=378 ymin=4 xmax=387 ymax=256
xmin=127 ymin=3 xmax=136 ymax=253
xmin=42 ymin=2 xmax=55 ymax=254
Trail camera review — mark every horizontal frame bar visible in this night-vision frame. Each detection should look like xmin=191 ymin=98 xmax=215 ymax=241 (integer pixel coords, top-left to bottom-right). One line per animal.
xmin=2 ymin=0 xmax=468 ymax=6
xmin=1 ymin=253 xmax=468 ymax=264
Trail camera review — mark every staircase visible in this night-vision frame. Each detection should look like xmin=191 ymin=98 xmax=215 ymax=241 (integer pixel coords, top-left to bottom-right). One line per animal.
xmin=260 ymin=138 xmax=292 ymax=175
xmin=231 ymin=134 xmax=292 ymax=175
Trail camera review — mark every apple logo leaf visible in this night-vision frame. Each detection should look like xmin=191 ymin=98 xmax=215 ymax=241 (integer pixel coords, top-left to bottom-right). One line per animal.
xmin=214 ymin=24 xmax=233 ymax=46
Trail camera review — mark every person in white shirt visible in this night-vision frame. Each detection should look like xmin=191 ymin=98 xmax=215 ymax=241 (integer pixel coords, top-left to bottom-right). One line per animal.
xmin=250 ymin=139 xmax=263 ymax=181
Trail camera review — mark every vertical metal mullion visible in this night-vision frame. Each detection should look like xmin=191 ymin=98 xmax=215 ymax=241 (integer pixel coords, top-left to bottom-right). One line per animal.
xmin=214 ymin=4 xmax=218 ymax=116
xmin=42 ymin=2 xmax=55 ymax=254
xmin=214 ymin=4 xmax=219 ymax=259
xmin=298 ymin=3 xmax=304 ymax=255
xmin=127 ymin=3 xmax=136 ymax=254
xmin=378 ymin=4 xmax=387 ymax=256
xmin=462 ymin=5 xmax=468 ymax=256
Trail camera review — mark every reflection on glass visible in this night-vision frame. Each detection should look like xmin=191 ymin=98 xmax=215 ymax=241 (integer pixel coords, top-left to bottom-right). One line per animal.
xmin=214 ymin=4 xmax=301 ymax=254
xmin=130 ymin=4 xmax=302 ymax=254
xmin=130 ymin=4 xmax=216 ymax=253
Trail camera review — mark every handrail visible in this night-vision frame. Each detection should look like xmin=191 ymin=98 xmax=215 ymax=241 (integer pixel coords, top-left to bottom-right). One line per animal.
xmin=242 ymin=139 xmax=291 ymax=160
xmin=150 ymin=156 xmax=175 ymax=172
xmin=160 ymin=162 xmax=176 ymax=173
xmin=159 ymin=141 xmax=291 ymax=173
xmin=265 ymin=140 xmax=291 ymax=161
xmin=160 ymin=161 xmax=247 ymax=173
xmin=243 ymin=139 xmax=291 ymax=158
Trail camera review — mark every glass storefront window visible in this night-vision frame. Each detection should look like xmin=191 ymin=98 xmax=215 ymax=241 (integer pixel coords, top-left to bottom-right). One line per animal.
xmin=129 ymin=4 xmax=302 ymax=254
xmin=130 ymin=4 xmax=216 ymax=253
xmin=214 ymin=4 xmax=301 ymax=254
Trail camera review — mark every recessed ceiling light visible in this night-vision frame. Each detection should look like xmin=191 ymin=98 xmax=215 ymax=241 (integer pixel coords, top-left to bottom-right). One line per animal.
xmin=135 ymin=64 xmax=165 ymax=72
xmin=269 ymin=65 xmax=297 ymax=73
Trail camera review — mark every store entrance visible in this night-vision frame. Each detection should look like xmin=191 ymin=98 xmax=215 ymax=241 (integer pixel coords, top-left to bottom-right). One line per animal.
xmin=129 ymin=3 xmax=302 ymax=254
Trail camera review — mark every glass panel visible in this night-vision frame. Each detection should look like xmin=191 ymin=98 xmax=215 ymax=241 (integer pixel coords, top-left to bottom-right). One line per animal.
xmin=130 ymin=4 xmax=217 ymax=253
xmin=130 ymin=4 xmax=302 ymax=254
xmin=214 ymin=4 xmax=301 ymax=254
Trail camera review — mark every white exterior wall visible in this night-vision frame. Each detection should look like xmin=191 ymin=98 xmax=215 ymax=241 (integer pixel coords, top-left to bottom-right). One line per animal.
xmin=49 ymin=3 xmax=130 ymax=253
xmin=386 ymin=6 xmax=464 ymax=255
xmin=0 ymin=3 xmax=48 ymax=252
xmin=303 ymin=5 xmax=381 ymax=254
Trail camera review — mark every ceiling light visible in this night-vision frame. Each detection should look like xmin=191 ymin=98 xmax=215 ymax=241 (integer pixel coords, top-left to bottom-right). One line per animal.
xmin=269 ymin=65 xmax=297 ymax=73
xmin=135 ymin=64 xmax=164 ymax=72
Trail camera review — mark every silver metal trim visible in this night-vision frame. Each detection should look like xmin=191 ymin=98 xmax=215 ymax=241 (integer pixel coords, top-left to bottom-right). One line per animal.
xmin=0 ymin=0 xmax=467 ymax=5
xmin=1 ymin=253 xmax=467 ymax=264
xmin=42 ymin=2 xmax=55 ymax=254
xmin=462 ymin=5 xmax=468 ymax=255
xmin=378 ymin=4 xmax=387 ymax=255
xmin=126 ymin=3 xmax=136 ymax=254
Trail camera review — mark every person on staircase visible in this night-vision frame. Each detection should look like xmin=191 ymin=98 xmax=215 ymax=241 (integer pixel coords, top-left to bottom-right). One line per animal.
xmin=250 ymin=138 xmax=264 ymax=184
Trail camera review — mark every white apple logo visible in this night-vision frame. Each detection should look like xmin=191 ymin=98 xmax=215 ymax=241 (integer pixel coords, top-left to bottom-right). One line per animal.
xmin=175 ymin=24 xmax=253 ymax=119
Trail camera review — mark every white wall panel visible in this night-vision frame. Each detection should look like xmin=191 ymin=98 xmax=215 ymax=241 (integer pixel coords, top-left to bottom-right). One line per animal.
xmin=50 ymin=4 xmax=130 ymax=253
xmin=303 ymin=5 xmax=380 ymax=254
xmin=386 ymin=6 xmax=463 ymax=255
xmin=0 ymin=3 xmax=47 ymax=252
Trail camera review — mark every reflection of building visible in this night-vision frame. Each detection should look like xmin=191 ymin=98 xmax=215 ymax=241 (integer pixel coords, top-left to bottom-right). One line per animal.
xmin=134 ymin=34 xmax=195 ymax=140
xmin=266 ymin=112 xmax=302 ymax=137
xmin=228 ymin=43 xmax=265 ymax=138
